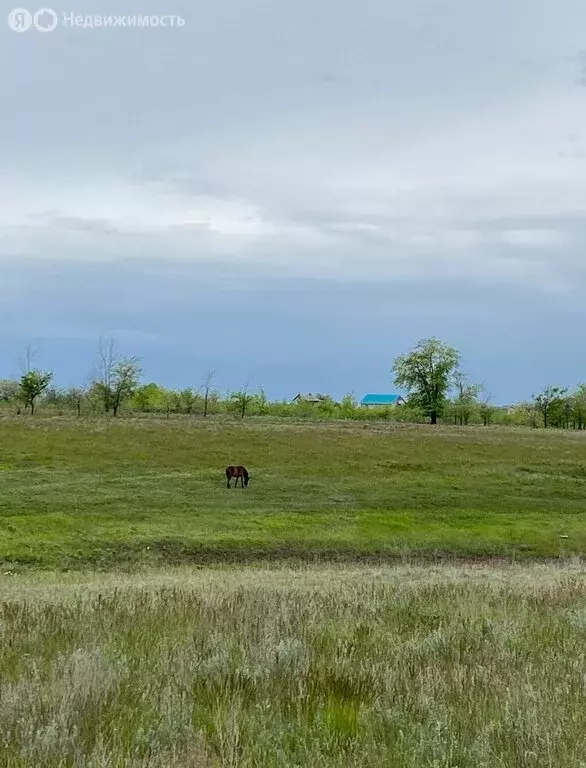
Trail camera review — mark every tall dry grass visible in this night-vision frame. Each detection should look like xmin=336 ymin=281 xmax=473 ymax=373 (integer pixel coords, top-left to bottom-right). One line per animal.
xmin=0 ymin=563 xmax=585 ymax=766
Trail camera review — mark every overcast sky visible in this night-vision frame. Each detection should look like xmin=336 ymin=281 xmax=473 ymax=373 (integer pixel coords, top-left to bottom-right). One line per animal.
xmin=1 ymin=0 xmax=586 ymax=402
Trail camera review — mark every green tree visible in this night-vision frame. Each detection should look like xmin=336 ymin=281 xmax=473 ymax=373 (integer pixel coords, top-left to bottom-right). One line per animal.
xmin=179 ymin=387 xmax=198 ymax=416
xmin=518 ymin=401 xmax=538 ymax=428
xmin=392 ymin=338 xmax=461 ymax=424
xmin=0 ymin=379 xmax=19 ymax=403
xmin=340 ymin=393 xmax=358 ymax=419
xmin=18 ymin=369 xmax=53 ymax=415
xmin=230 ymin=384 xmax=251 ymax=419
xmin=92 ymin=338 xmax=141 ymax=416
xmin=131 ymin=383 xmax=165 ymax=412
xmin=532 ymin=386 xmax=567 ymax=429
xmin=571 ymin=384 xmax=586 ymax=430
xmin=250 ymin=388 xmax=269 ymax=416
xmin=110 ymin=358 xmax=142 ymax=416
xmin=452 ymin=374 xmax=481 ymax=426
xmin=479 ymin=393 xmax=495 ymax=427
xmin=160 ymin=388 xmax=181 ymax=419
xmin=317 ymin=395 xmax=337 ymax=418
xmin=64 ymin=387 xmax=86 ymax=417
xmin=548 ymin=395 xmax=572 ymax=429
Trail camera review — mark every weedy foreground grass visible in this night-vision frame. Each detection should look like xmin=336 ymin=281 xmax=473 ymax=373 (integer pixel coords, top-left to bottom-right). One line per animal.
xmin=0 ymin=416 xmax=585 ymax=567
xmin=0 ymin=563 xmax=585 ymax=767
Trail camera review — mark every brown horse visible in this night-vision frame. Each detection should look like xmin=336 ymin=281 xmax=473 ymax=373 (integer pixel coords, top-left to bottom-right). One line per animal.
xmin=225 ymin=465 xmax=250 ymax=488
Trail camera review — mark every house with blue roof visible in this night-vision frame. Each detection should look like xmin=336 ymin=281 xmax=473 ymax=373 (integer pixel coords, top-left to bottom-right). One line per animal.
xmin=360 ymin=394 xmax=406 ymax=408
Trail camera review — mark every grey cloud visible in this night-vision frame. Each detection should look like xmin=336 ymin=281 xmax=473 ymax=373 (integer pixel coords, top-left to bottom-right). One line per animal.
xmin=1 ymin=255 xmax=585 ymax=402
xmin=2 ymin=0 xmax=586 ymax=400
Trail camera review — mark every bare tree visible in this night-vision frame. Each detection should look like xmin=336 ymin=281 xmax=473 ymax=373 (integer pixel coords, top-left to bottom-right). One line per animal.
xmin=15 ymin=345 xmax=38 ymax=412
xmin=17 ymin=344 xmax=37 ymax=375
xmin=201 ymin=369 xmax=216 ymax=418
xmin=93 ymin=337 xmax=118 ymax=414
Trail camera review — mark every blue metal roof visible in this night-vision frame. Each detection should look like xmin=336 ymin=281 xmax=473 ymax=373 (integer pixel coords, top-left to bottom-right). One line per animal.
xmin=360 ymin=394 xmax=402 ymax=405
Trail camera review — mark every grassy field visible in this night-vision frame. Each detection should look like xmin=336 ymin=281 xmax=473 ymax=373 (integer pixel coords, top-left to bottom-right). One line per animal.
xmin=1 ymin=419 xmax=585 ymax=765
xmin=0 ymin=416 xmax=585 ymax=568
xmin=0 ymin=563 xmax=585 ymax=766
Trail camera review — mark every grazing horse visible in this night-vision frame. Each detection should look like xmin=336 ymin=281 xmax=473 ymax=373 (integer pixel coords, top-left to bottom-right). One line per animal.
xmin=226 ymin=465 xmax=250 ymax=488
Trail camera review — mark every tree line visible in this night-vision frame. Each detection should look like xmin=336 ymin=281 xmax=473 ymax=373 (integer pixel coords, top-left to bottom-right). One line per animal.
xmin=392 ymin=338 xmax=586 ymax=429
xmin=1 ymin=337 xmax=585 ymax=429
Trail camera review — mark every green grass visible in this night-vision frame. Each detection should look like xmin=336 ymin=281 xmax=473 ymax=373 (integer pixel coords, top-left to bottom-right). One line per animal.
xmin=0 ymin=563 xmax=585 ymax=766
xmin=1 ymin=420 xmax=585 ymax=764
xmin=0 ymin=416 xmax=585 ymax=568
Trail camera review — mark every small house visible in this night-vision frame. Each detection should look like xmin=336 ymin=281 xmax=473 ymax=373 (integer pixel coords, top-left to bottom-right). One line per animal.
xmin=292 ymin=393 xmax=324 ymax=404
xmin=360 ymin=394 xmax=406 ymax=408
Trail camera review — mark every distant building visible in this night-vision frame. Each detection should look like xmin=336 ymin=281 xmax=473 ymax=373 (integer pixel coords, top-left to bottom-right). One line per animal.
xmin=292 ymin=393 xmax=325 ymax=404
xmin=360 ymin=394 xmax=406 ymax=408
